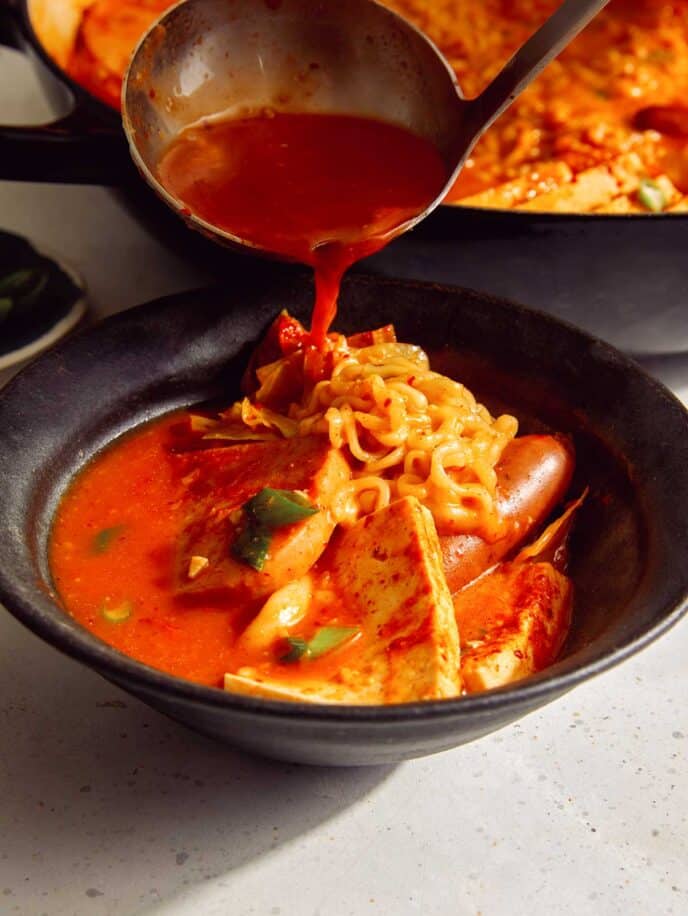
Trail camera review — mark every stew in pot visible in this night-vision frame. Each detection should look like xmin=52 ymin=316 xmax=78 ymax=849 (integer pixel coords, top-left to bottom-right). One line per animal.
xmin=34 ymin=0 xmax=688 ymax=211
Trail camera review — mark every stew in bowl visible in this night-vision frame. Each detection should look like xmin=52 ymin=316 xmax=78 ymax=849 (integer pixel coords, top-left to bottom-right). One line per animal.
xmin=0 ymin=274 xmax=686 ymax=763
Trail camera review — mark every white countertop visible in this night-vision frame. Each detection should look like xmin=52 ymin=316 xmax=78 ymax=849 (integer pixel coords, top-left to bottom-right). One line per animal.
xmin=1 ymin=47 xmax=686 ymax=916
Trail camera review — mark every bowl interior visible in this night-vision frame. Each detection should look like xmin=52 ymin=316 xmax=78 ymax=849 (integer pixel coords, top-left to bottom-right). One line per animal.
xmin=0 ymin=270 xmax=687 ymax=762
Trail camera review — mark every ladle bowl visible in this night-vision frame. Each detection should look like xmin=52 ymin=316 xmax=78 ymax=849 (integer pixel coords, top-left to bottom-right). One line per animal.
xmin=122 ymin=0 xmax=610 ymax=257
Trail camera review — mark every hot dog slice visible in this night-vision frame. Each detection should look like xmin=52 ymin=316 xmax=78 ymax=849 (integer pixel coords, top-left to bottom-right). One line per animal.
xmin=441 ymin=435 xmax=574 ymax=593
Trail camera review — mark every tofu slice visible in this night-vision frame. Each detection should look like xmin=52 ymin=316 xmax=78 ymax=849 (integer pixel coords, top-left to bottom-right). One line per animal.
xmin=223 ymin=672 xmax=362 ymax=704
xmin=330 ymin=497 xmax=461 ymax=703
xmin=454 ymin=562 xmax=572 ymax=692
xmin=223 ymin=496 xmax=463 ymax=704
xmin=172 ymin=437 xmax=350 ymax=600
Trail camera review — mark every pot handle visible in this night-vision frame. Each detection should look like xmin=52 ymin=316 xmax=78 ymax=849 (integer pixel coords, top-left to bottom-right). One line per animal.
xmin=0 ymin=1 xmax=133 ymax=184
xmin=0 ymin=0 xmax=20 ymax=49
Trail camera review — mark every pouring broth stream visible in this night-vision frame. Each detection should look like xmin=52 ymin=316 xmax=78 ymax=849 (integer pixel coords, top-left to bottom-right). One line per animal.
xmin=156 ymin=112 xmax=448 ymax=343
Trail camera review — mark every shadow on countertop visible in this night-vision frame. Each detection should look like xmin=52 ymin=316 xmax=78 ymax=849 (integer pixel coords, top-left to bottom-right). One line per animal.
xmin=0 ymin=611 xmax=394 ymax=915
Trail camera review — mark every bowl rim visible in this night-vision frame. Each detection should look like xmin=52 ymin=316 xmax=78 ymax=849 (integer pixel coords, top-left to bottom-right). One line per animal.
xmin=1 ymin=274 xmax=688 ymax=723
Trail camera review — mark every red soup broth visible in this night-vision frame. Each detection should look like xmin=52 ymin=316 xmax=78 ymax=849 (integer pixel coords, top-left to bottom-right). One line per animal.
xmin=50 ymin=414 xmax=361 ymax=687
xmin=156 ymin=112 xmax=448 ymax=342
xmin=50 ymin=414 xmax=237 ymax=686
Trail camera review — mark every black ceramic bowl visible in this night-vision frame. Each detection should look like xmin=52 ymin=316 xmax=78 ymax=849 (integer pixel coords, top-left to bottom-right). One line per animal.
xmin=0 ymin=272 xmax=687 ymax=765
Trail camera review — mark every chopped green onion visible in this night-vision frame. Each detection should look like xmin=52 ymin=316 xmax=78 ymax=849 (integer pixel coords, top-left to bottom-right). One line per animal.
xmin=91 ymin=525 xmax=126 ymax=554
xmin=307 ymin=626 xmax=359 ymax=659
xmin=100 ymin=600 xmax=133 ymax=623
xmin=232 ymin=491 xmax=317 ymax=571
xmin=280 ymin=626 xmax=359 ymax=664
xmin=245 ymin=488 xmax=318 ymax=528
xmin=232 ymin=526 xmax=272 ymax=571
xmin=638 ymin=178 xmax=666 ymax=213
xmin=280 ymin=636 xmax=309 ymax=663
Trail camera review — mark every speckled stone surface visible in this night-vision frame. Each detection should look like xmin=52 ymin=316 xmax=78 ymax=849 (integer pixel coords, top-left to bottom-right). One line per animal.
xmin=1 ymin=606 xmax=687 ymax=916
xmin=1 ymin=45 xmax=687 ymax=916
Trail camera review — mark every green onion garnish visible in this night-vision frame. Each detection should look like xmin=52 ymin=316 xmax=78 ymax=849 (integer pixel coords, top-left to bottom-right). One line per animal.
xmin=307 ymin=626 xmax=359 ymax=659
xmin=231 ymin=526 xmax=272 ymax=571
xmin=245 ymin=488 xmax=318 ymax=528
xmin=638 ymin=178 xmax=666 ymax=213
xmin=280 ymin=636 xmax=309 ymax=663
xmin=280 ymin=626 xmax=359 ymax=664
xmin=231 ymin=490 xmax=318 ymax=571
xmin=100 ymin=600 xmax=133 ymax=623
xmin=91 ymin=525 xmax=126 ymax=554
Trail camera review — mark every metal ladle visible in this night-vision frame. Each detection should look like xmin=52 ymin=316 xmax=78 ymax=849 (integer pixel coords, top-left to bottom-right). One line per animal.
xmin=122 ymin=0 xmax=610 ymax=256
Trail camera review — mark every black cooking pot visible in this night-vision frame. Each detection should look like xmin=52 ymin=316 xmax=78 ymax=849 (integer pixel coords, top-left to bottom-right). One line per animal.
xmin=2 ymin=0 xmax=687 ymax=354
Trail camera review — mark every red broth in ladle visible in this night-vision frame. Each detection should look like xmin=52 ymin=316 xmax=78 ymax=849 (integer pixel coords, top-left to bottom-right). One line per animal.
xmin=156 ymin=112 xmax=448 ymax=344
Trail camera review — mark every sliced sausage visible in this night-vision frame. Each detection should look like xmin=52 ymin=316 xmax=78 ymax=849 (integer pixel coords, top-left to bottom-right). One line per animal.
xmin=441 ymin=434 xmax=574 ymax=593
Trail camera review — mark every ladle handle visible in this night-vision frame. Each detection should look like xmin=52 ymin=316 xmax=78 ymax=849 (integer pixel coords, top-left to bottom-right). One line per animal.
xmin=468 ymin=0 xmax=611 ymax=140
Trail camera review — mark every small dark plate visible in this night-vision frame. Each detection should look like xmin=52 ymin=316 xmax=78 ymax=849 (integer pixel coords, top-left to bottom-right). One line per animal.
xmin=0 ymin=231 xmax=86 ymax=371
xmin=0 ymin=271 xmax=687 ymax=766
